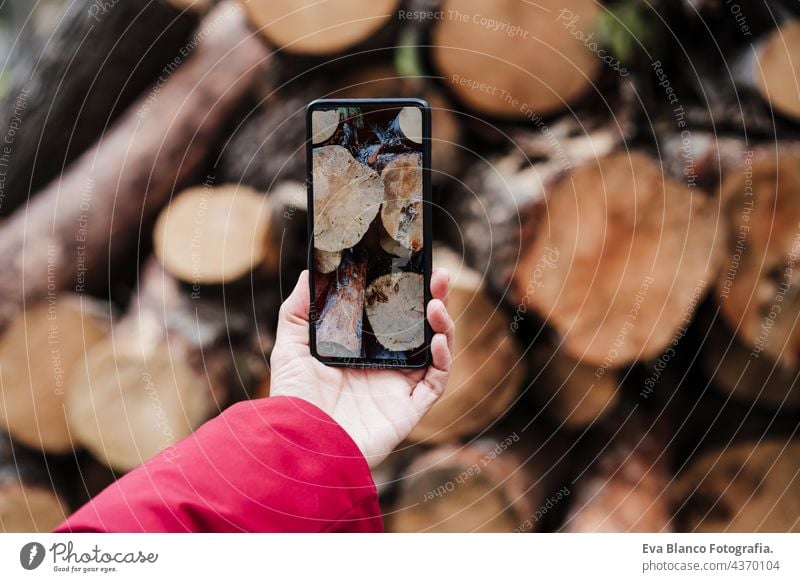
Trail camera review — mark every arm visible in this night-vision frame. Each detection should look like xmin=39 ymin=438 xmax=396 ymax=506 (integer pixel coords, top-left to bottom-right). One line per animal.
xmin=55 ymin=396 xmax=382 ymax=532
xmin=56 ymin=269 xmax=453 ymax=532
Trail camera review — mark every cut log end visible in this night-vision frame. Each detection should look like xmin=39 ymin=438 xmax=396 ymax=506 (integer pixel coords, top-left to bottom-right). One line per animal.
xmin=432 ymin=0 xmax=601 ymax=118
xmin=240 ymin=0 xmax=399 ymax=55
xmin=311 ymin=109 xmax=341 ymax=144
xmin=398 ymin=107 xmax=422 ymax=143
xmin=313 ymin=145 xmax=383 ymax=252
xmin=67 ymin=338 xmax=218 ymax=472
xmin=516 ymin=151 xmax=719 ymax=366
xmin=365 ymin=272 xmax=424 ymax=352
xmin=0 ymin=296 xmax=110 ymax=453
xmin=154 ymin=184 xmax=272 ymax=285
xmin=381 ymin=153 xmax=423 ymax=253
xmin=66 ymin=261 xmax=223 ymax=472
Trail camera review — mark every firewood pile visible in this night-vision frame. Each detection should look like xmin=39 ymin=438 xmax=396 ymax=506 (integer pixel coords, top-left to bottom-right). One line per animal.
xmin=0 ymin=0 xmax=798 ymax=532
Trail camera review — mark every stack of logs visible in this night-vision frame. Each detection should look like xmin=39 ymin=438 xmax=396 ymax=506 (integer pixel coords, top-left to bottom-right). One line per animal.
xmin=0 ymin=0 xmax=799 ymax=532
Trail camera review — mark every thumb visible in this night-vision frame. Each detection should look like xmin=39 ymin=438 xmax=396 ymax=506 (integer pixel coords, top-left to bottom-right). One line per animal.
xmin=275 ymin=270 xmax=311 ymax=349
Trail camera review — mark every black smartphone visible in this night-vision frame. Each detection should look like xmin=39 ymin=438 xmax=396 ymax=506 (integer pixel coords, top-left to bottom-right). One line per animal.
xmin=306 ymin=98 xmax=432 ymax=368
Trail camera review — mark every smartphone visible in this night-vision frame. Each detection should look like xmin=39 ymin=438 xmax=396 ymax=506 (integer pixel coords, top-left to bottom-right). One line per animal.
xmin=306 ymin=98 xmax=432 ymax=368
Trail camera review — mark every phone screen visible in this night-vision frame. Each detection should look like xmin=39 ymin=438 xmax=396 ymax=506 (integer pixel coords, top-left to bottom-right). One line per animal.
xmin=307 ymin=99 xmax=431 ymax=368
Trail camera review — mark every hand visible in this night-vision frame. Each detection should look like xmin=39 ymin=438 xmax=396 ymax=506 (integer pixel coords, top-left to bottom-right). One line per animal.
xmin=269 ymin=268 xmax=454 ymax=467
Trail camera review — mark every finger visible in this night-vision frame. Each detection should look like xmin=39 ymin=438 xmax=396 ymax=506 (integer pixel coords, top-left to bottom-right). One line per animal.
xmin=275 ymin=270 xmax=311 ymax=348
xmin=427 ymin=297 xmax=455 ymax=356
xmin=411 ymin=332 xmax=452 ymax=414
xmin=430 ymin=267 xmax=449 ymax=305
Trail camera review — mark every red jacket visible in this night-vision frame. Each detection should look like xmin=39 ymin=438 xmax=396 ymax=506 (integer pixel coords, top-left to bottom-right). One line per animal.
xmin=55 ymin=396 xmax=383 ymax=532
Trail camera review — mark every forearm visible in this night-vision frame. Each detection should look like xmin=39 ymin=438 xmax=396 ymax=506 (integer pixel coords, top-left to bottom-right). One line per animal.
xmin=55 ymin=396 xmax=382 ymax=532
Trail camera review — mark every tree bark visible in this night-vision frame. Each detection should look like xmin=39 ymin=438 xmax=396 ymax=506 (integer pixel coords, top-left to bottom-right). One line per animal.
xmin=315 ymin=254 xmax=367 ymax=358
xmin=0 ymin=0 xmax=203 ymax=215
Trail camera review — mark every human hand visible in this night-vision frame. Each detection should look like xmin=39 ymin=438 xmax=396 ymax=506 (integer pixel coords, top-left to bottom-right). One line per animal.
xmin=269 ymin=269 xmax=454 ymax=467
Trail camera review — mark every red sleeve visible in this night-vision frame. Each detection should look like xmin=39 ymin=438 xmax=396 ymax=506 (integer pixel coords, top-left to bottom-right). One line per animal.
xmin=55 ymin=396 xmax=383 ymax=532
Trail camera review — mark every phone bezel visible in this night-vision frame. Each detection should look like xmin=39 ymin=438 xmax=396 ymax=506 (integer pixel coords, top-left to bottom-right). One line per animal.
xmin=306 ymin=98 xmax=432 ymax=369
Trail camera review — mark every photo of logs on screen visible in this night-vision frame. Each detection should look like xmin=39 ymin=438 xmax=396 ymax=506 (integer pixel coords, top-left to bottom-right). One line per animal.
xmin=311 ymin=104 xmax=426 ymax=364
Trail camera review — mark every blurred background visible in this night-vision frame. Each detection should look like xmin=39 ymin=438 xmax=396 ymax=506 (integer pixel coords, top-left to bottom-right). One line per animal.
xmin=0 ymin=0 xmax=798 ymax=533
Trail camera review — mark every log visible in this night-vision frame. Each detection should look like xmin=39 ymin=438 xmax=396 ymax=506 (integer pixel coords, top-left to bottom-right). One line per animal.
xmin=431 ymin=0 xmax=601 ymax=118
xmin=381 ymin=152 xmax=423 ymax=252
xmin=66 ymin=260 xmax=229 ymax=471
xmin=752 ymin=20 xmax=800 ymax=120
xmin=311 ymin=109 xmax=342 ymax=145
xmin=562 ymin=409 xmax=672 ymax=532
xmin=449 ymin=122 xmax=619 ymax=295
xmin=239 ymin=0 xmax=399 ymax=55
xmin=717 ymin=145 xmax=800 ymax=365
xmin=514 ymin=151 xmax=721 ymax=366
xmin=398 ymin=107 xmax=423 ymax=144
xmin=0 ymin=2 xmax=269 ymax=329
xmin=365 ymin=272 xmax=425 ymax=352
xmin=312 ymin=145 xmax=384 ymax=252
xmin=0 ymin=432 xmax=67 ymax=532
xmin=315 ymin=254 xmax=367 ymax=358
xmin=408 ymin=246 xmax=524 ymax=443
xmin=701 ymin=315 xmax=800 ymax=410
xmin=388 ymin=438 xmax=537 ymax=532
xmin=530 ymin=342 xmax=619 ymax=429
xmin=0 ymin=295 xmax=110 ymax=453
xmin=670 ymin=441 xmax=800 ymax=532
xmin=0 ymin=0 xmax=202 ymax=215
xmin=154 ymin=184 xmax=275 ymax=285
